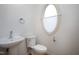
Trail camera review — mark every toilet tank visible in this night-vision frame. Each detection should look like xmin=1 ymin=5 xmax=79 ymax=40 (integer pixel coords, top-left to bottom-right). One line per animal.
xmin=26 ymin=35 xmax=36 ymax=47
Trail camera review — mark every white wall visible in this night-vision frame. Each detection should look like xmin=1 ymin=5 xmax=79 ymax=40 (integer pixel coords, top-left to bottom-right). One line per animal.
xmin=33 ymin=4 xmax=79 ymax=55
xmin=0 ymin=4 xmax=38 ymax=38
xmin=55 ymin=4 xmax=79 ymax=54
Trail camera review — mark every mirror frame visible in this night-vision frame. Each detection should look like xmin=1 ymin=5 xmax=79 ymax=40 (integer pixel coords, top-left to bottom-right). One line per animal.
xmin=41 ymin=4 xmax=61 ymax=35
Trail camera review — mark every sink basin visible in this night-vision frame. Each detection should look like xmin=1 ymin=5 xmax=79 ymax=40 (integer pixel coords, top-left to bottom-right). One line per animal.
xmin=0 ymin=36 xmax=25 ymax=48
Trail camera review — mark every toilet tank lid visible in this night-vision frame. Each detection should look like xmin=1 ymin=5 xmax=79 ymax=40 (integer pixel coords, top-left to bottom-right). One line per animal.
xmin=26 ymin=35 xmax=36 ymax=39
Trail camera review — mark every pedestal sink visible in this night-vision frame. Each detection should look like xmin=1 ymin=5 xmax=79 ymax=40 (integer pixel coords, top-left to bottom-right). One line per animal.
xmin=0 ymin=36 xmax=25 ymax=48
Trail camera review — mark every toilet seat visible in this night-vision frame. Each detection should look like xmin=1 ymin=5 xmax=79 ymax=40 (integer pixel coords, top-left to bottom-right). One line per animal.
xmin=32 ymin=44 xmax=47 ymax=54
xmin=33 ymin=44 xmax=47 ymax=50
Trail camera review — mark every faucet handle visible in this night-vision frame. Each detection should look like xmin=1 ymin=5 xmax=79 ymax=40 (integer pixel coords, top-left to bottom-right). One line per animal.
xmin=9 ymin=30 xmax=13 ymax=39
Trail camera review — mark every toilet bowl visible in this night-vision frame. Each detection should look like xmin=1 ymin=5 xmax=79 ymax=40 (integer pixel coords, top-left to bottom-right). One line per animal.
xmin=25 ymin=35 xmax=47 ymax=55
xmin=31 ymin=44 xmax=47 ymax=55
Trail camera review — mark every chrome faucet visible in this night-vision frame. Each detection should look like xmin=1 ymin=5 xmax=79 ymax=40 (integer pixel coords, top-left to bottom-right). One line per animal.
xmin=9 ymin=30 xmax=13 ymax=39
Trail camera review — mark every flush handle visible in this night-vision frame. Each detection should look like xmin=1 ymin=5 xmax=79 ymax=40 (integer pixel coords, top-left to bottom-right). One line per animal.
xmin=53 ymin=35 xmax=56 ymax=42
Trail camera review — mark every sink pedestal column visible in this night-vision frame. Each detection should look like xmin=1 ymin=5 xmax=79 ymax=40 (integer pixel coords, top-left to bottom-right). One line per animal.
xmin=9 ymin=39 xmax=27 ymax=55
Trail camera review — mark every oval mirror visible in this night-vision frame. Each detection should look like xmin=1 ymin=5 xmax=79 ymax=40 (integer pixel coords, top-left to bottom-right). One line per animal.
xmin=43 ymin=5 xmax=58 ymax=34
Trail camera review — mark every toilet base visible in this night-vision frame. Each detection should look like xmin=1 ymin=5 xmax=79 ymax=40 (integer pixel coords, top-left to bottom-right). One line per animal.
xmin=31 ymin=50 xmax=48 ymax=55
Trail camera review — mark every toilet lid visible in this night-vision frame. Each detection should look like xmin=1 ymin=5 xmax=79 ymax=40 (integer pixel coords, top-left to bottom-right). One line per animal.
xmin=33 ymin=44 xmax=47 ymax=51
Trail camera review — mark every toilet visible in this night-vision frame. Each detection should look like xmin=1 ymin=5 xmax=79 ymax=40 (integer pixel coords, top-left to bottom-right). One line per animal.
xmin=25 ymin=35 xmax=47 ymax=55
